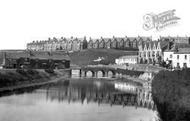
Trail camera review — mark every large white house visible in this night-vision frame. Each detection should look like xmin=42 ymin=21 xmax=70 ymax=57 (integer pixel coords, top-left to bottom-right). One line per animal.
xmin=163 ymin=44 xmax=190 ymax=68
xmin=115 ymin=55 xmax=138 ymax=65
xmin=172 ymin=48 xmax=190 ymax=68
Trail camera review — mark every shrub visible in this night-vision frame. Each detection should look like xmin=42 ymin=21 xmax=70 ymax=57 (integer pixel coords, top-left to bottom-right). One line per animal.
xmin=152 ymin=69 xmax=190 ymax=121
xmin=16 ymin=69 xmax=27 ymax=75
xmin=117 ymin=69 xmax=144 ymax=77
xmin=45 ymin=69 xmax=54 ymax=73
xmin=26 ymin=69 xmax=39 ymax=75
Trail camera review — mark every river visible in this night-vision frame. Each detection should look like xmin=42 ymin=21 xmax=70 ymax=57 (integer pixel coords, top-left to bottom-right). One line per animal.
xmin=0 ymin=78 xmax=157 ymax=121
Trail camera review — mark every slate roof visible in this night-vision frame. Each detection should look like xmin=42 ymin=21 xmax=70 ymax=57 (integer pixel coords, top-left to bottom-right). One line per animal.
xmin=174 ymin=48 xmax=190 ymax=54
xmin=103 ymin=38 xmax=111 ymax=43
xmin=127 ymin=37 xmax=137 ymax=41
xmin=3 ymin=51 xmax=70 ymax=60
xmin=164 ymin=43 xmax=190 ymax=53
xmin=175 ymin=43 xmax=190 ymax=48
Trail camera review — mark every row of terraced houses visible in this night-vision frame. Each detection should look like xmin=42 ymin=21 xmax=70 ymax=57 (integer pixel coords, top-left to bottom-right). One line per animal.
xmin=27 ymin=36 xmax=151 ymax=52
xmin=27 ymin=37 xmax=88 ymax=52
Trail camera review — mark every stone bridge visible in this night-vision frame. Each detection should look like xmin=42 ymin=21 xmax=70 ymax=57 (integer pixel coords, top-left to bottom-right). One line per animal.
xmin=71 ymin=65 xmax=144 ymax=78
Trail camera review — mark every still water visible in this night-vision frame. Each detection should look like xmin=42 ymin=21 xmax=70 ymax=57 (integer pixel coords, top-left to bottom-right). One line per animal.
xmin=0 ymin=79 xmax=156 ymax=121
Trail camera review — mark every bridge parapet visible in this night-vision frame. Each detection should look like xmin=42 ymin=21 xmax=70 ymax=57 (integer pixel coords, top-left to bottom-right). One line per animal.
xmin=71 ymin=65 xmax=145 ymax=78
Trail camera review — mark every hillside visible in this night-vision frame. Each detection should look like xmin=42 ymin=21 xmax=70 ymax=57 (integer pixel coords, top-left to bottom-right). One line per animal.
xmin=0 ymin=49 xmax=138 ymax=67
xmin=69 ymin=49 xmax=138 ymax=66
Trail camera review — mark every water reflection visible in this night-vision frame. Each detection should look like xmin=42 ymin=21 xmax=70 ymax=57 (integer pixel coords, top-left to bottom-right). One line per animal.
xmin=42 ymin=79 xmax=155 ymax=109
xmin=0 ymin=79 xmax=157 ymax=121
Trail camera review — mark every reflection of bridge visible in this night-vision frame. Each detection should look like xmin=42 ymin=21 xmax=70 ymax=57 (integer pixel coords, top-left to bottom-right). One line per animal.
xmin=45 ymin=81 xmax=155 ymax=110
xmin=71 ymin=65 xmax=144 ymax=78
xmin=137 ymin=88 xmax=154 ymax=109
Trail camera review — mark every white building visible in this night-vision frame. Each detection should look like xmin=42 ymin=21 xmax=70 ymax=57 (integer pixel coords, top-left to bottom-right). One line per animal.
xmin=172 ymin=48 xmax=190 ymax=68
xmin=115 ymin=55 xmax=138 ymax=65
xmin=163 ymin=50 xmax=174 ymax=65
xmin=163 ymin=47 xmax=190 ymax=68
xmin=138 ymin=39 xmax=170 ymax=64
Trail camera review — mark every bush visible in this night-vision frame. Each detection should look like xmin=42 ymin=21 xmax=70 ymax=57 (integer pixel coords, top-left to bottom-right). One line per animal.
xmin=26 ymin=69 xmax=39 ymax=75
xmin=45 ymin=69 xmax=54 ymax=73
xmin=16 ymin=69 xmax=27 ymax=75
xmin=0 ymin=71 xmax=27 ymax=87
xmin=152 ymin=69 xmax=190 ymax=121
xmin=117 ymin=68 xmax=144 ymax=77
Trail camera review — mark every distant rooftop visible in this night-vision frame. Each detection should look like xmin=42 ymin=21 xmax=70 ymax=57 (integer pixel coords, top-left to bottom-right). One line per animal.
xmin=1 ymin=50 xmax=70 ymax=60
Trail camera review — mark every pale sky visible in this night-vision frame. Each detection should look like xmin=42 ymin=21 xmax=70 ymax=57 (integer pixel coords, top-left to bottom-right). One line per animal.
xmin=0 ymin=0 xmax=189 ymax=49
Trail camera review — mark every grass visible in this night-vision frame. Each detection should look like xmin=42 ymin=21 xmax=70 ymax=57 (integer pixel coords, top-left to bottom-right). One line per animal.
xmin=0 ymin=69 xmax=59 ymax=88
xmin=69 ymin=49 xmax=138 ymax=66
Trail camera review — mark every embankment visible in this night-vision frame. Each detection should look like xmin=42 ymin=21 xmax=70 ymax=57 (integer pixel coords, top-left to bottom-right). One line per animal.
xmin=152 ymin=69 xmax=190 ymax=121
xmin=0 ymin=69 xmax=70 ymax=91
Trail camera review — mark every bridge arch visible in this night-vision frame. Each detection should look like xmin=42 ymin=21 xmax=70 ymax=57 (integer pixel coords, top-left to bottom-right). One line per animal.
xmin=97 ymin=70 xmax=106 ymax=78
xmin=107 ymin=70 xmax=116 ymax=78
xmin=85 ymin=70 xmax=95 ymax=77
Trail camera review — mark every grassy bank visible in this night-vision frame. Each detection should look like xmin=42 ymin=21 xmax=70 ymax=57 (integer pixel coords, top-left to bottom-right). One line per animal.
xmin=152 ymin=69 xmax=190 ymax=121
xmin=69 ymin=49 xmax=138 ymax=66
xmin=0 ymin=69 xmax=69 ymax=89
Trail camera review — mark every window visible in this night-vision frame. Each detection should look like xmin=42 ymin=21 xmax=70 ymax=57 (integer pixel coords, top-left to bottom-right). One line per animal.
xmin=148 ymin=52 xmax=150 ymax=57
xmin=152 ymin=51 xmax=155 ymax=57
xmin=170 ymin=54 xmax=172 ymax=58
xmin=185 ymin=55 xmax=187 ymax=60
xmin=183 ymin=63 xmax=187 ymax=68
xmin=177 ymin=63 xmax=180 ymax=68
xmin=177 ymin=55 xmax=179 ymax=59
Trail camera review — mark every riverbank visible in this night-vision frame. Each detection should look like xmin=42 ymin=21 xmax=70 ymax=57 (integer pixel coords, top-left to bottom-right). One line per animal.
xmin=152 ymin=69 xmax=190 ymax=121
xmin=0 ymin=69 xmax=70 ymax=92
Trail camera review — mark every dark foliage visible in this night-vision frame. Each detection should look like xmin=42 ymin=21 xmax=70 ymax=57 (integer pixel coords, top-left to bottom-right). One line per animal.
xmin=117 ymin=69 xmax=144 ymax=77
xmin=26 ymin=69 xmax=39 ymax=75
xmin=16 ymin=69 xmax=27 ymax=75
xmin=152 ymin=69 xmax=190 ymax=121
xmin=45 ymin=69 xmax=54 ymax=73
xmin=0 ymin=69 xmax=53 ymax=88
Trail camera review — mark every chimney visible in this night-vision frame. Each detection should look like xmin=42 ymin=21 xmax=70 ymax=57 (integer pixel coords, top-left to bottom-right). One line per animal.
xmin=2 ymin=52 xmax=7 ymax=67
xmin=47 ymin=51 xmax=52 ymax=56
xmin=29 ymin=51 xmax=34 ymax=56
xmin=173 ymin=43 xmax=178 ymax=52
xmin=167 ymin=42 xmax=172 ymax=50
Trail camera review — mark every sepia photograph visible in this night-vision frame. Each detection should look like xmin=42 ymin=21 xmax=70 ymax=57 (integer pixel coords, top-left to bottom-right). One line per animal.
xmin=0 ymin=0 xmax=190 ymax=121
